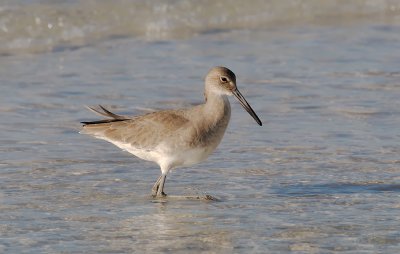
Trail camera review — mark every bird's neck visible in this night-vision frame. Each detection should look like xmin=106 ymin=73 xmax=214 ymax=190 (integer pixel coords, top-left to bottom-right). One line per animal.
xmin=203 ymin=91 xmax=231 ymax=125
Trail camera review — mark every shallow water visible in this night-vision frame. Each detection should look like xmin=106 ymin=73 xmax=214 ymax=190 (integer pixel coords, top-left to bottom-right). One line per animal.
xmin=1 ymin=1 xmax=400 ymax=253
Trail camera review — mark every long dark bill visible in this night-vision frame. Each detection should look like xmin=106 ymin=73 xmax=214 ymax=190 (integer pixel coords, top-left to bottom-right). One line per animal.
xmin=232 ymin=89 xmax=262 ymax=126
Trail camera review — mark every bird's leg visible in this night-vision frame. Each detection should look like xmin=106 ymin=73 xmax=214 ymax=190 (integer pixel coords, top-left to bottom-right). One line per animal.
xmin=151 ymin=174 xmax=167 ymax=197
xmin=151 ymin=175 xmax=162 ymax=197
xmin=156 ymin=174 xmax=167 ymax=197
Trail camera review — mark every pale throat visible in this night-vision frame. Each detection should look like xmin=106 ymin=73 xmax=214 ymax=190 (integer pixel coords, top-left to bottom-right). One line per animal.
xmin=203 ymin=91 xmax=231 ymax=125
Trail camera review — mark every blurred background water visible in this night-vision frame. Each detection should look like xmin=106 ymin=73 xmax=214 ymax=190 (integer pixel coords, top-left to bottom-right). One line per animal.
xmin=1 ymin=0 xmax=400 ymax=253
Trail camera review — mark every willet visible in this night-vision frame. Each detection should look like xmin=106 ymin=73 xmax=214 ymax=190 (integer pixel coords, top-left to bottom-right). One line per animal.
xmin=80 ymin=66 xmax=262 ymax=198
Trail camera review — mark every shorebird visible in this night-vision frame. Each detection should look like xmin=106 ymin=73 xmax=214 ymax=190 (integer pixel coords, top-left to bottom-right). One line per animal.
xmin=80 ymin=66 xmax=262 ymax=198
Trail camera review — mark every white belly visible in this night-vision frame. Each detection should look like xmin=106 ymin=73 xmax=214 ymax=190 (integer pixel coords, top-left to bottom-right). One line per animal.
xmin=171 ymin=146 xmax=215 ymax=167
xmin=109 ymin=139 xmax=216 ymax=170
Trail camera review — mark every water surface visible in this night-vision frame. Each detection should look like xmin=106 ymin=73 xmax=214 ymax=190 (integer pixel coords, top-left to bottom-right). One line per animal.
xmin=1 ymin=1 xmax=400 ymax=253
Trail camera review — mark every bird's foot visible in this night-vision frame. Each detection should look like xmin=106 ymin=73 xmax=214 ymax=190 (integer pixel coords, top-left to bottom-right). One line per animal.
xmin=151 ymin=188 xmax=158 ymax=197
xmin=152 ymin=191 xmax=167 ymax=198
xmin=151 ymin=184 xmax=167 ymax=198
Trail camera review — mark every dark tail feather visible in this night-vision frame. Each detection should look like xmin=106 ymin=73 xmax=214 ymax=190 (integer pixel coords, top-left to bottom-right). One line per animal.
xmin=81 ymin=105 xmax=130 ymax=126
xmin=81 ymin=118 xmax=129 ymax=125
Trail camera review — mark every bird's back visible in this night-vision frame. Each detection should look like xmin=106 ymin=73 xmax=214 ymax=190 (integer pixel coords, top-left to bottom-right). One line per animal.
xmin=81 ymin=108 xmax=191 ymax=150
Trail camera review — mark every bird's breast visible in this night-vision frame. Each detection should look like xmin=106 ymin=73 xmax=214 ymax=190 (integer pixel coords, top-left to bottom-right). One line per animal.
xmin=189 ymin=108 xmax=231 ymax=149
xmin=170 ymin=145 xmax=216 ymax=168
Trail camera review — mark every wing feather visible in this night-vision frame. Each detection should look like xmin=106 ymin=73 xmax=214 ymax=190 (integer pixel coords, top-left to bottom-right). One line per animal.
xmin=81 ymin=107 xmax=190 ymax=150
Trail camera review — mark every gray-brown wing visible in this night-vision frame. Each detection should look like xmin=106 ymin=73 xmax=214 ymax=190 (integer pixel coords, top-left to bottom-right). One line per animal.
xmin=81 ymin=110 xmax=190 ymax=149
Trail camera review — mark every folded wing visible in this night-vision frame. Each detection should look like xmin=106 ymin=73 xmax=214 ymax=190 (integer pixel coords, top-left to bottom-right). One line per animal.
xmin=80 ymin=105 xmax=189 ymax=150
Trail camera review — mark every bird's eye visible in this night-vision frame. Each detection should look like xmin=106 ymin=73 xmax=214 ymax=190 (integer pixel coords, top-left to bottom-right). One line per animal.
xmin=220 ymin=76 xmax=228 ymax=83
